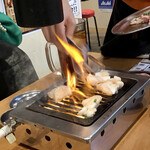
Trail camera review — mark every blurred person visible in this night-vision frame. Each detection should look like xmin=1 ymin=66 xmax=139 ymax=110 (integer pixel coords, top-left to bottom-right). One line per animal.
xmin=0 ymin=12 xmax=38 ymax=100
xmin=101 ymin=0 xmax=150 ymax=58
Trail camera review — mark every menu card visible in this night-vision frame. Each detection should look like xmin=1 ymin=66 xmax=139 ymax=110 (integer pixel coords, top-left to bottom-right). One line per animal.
xmin=68 ymin=0 xmax=82 ymax=18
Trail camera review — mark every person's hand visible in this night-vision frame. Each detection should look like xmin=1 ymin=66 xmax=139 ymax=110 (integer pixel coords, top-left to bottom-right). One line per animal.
xmin=41 ymin=0 xmax=76 ymax=54
xmin=138 ymin=73 xmax=150 ymax=77
xmin=41 ymin=0 xmax=76 ymax=76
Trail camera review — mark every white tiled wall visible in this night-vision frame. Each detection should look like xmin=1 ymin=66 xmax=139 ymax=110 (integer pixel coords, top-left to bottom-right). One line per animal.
xmin=19 ymin=29 xmax=52 ymax=79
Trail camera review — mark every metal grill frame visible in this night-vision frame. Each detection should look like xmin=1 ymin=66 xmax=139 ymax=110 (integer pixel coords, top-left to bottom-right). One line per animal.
xmin=9 ymin=70 xmax=150 ymax=143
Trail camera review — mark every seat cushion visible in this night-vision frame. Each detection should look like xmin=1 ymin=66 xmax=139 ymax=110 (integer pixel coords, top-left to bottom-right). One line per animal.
xmin=82 ymin=9 xmax=95 ymax=18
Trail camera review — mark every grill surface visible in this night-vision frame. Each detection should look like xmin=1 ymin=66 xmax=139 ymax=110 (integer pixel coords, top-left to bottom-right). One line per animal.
xmin=27 ymin=78 xmax=137 ymax=126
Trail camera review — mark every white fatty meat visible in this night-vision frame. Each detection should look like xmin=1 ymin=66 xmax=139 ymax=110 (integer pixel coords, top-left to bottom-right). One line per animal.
xmin=96 ymin=76 xmax=124 ymax=96
xmin=86 ymin=71 xmax=110 ymax=86
xmin=48 ymin=85 xmax=72 ymax=102
xmin=78 ymin=95 xmax=102 ymax=118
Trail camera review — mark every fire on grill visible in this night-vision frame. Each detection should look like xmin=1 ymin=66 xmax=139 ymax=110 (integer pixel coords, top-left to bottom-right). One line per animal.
xmin=43 ymin=37 xmax=123 ymax=116
xmin=41 ymin=37 xmax=124 ymax=119
xmin=45 ymin=70 xmax=124 ymax=118
xmin=26 ymin=37 xmax=136 ymax=126
xmin=27 ymin=74 xmax=136 ymax=126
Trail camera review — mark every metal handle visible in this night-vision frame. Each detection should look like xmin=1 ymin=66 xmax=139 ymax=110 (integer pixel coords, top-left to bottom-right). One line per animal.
xmin=45 ymin=42 xmax=61 ymax=75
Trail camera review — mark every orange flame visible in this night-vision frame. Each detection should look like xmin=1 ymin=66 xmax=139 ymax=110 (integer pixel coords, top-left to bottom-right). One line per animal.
xmin=56 ymin=35 xmax=93 ymax=97
xmin=74 ymin=90 xmax=86 ymax=97
xmin=56 ymin=35 xmax=84 ymax=73
xmin=67 ymin=68 xmax=87 ymax=98
xmin=67 ymin=68 xmax=76 ymax=90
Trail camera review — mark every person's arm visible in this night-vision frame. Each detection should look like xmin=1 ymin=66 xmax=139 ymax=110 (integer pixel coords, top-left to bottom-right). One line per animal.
xmin=41 ymin=0 xmax=76 ymax=76
xmin=123 ymin=0 xmax=150 ymax=10
xmin=41 ymin=0 xmax=76 ymax=53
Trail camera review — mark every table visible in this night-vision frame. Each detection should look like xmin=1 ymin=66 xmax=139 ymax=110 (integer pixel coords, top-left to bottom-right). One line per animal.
xmin=0 ymin=52 xmax=150 ymax=150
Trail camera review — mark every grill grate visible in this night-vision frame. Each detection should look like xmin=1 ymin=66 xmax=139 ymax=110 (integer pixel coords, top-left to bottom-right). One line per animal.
xmin=27 ymin=77 xmax=137 ymax=126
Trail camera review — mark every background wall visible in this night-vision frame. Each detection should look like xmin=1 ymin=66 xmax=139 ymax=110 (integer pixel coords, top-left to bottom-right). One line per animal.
xmin=19 ymin=30 xmax=51 ymax=79
xmin=81 ymin=0 xmax=112 ymax=35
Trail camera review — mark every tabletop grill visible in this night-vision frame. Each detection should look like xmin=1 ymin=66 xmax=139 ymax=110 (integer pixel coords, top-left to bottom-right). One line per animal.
xmin=9 ymin=70 xmax=150 ymax=150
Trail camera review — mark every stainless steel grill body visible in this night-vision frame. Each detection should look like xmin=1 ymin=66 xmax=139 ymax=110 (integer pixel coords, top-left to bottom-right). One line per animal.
xmin=9 ymin=70 xmax=150 ymax=150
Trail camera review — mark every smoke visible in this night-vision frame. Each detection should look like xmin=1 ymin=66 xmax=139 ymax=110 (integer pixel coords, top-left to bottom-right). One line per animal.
xmin=0 ymin=41 xmax=38 ymax=100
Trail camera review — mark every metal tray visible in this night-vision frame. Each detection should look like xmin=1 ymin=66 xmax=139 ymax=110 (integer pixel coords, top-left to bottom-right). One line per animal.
xmin=112 ymin=6 xmax=150 ymax=35
xmin=10 ymin=90 xmax=40 ymax=108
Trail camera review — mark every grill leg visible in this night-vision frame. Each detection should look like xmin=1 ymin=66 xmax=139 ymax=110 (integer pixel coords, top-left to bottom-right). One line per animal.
xmin=93 ymin=16 xmax=101 ymax=46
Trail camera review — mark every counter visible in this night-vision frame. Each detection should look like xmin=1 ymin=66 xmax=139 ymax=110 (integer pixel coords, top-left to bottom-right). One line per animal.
xmin=0 ymin=52 xmax=150 ymax=150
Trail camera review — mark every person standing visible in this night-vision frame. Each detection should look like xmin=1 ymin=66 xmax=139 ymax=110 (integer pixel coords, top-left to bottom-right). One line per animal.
xmin=101 ymin=0 xmax=150 ymax=58
xmin=0 ymin=12 xmax=38 ymax=100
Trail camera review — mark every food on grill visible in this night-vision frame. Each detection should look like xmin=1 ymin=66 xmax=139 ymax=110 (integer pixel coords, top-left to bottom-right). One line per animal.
xmin=96 ymin=76 xmax=124 ymax=96
xmin=110 ymin=76 xmax=124 ymax=89
xmin=86 ymin=70 xmax=110 ymax=86
xmin=82 ymin=95 xmax=102 ymax=107
xmin=78 ymin=107 xmax=97 ymax=118
xmin=130 ymin=12 xmax=150 ymax=25
xmin=48 ymin=85 xmax=72 ymax=102
xmin=78 ymin=95 xmax=102 ymax=117
xmin=86 ymin=70 xmax=124 ymax=96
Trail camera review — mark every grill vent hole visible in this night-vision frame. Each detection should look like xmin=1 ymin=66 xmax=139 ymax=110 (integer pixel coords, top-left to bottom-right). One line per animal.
xmin=66 ymin=142 xmax=72 ymax=149
xmin=101 ymin=130 xmax=105 ymax=136
xmin=123 ymin=107 xmax=126 ymax=113
xmin=113 ymin=118 xmax=116 ymax=124
xmin=26 ymin=129 xmax=31 ymax=135
xmin=133 ymin=98 xmax=136 ymax=103
xmin=45 ymin=135 xmax=51 ymax=141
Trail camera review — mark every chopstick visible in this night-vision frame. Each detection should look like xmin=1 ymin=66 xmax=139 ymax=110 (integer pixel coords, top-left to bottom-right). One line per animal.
xmin=67 ymin=37 xmax=95 ymax=75
xmin=83 ymin=63 xmax=95 ymax=75
xmin=88 ymin=55 xmax=105 ymax=69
